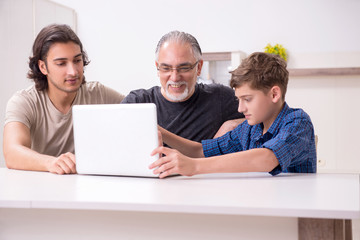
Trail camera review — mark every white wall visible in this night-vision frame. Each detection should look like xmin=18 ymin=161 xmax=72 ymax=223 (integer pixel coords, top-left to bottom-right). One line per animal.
xmin=50 ymin=0 xmax=360 ymax=93
xmin=0 ymin=0 xmax=34 ymax=168
xmin=51 ymin=0 xmax=360 ymax=173
xmin=1 ymin=0 xmax=360 ymax=172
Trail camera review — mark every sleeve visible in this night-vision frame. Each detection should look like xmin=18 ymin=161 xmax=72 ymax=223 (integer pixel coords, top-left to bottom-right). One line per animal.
xmin=202 ymin=126 xmax=244 ymax=157
xmin=121 ymin=91 xmax=140 ymax=103
xmin=121 ymin=89 xmax=151 ymax=103
xmin=219 ymin=86 xmax=244 ymax=121
xmin=4 ymin=93 xmax=34 ymax=129
xmin=263 ymin=114 xmax=315 ymax=176
xmin=102 ymin=85 xmax=125 ymax=104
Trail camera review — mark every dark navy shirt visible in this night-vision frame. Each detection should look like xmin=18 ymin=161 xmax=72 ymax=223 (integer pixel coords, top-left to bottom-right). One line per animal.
xmin=202 ymin=103 xmax=317 ymax=175
xmin=122 ymin=83 xmax=244 ymax=142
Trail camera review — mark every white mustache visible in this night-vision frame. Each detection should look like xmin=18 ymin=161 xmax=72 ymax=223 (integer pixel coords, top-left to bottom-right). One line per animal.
xmin=166 ymin=81 xmax=187 ymax=88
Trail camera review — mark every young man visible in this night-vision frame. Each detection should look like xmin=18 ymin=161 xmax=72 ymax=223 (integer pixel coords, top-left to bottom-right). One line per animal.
xmin=122 ymin=31 xmax=244 ymax=142
xmin=3 ymin=24 xmax=124 ymax=174
xmin=150 ymin=52 xmax=317 ymax=178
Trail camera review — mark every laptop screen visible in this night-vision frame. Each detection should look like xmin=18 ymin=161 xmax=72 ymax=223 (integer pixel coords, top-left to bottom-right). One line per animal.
xmin=72 ymin=103 xmax=159 ymax=177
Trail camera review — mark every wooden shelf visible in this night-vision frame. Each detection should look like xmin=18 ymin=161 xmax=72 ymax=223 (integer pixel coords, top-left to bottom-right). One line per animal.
xmin=202 ymin=52 xmax=231 ymax=61
xmin=202 ymin=52 xmax=360 ymax=77
xmin=288 ymin=67 xmax=360 ymax=77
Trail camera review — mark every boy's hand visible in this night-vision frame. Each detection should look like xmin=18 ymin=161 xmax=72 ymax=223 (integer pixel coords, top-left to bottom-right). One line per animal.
xmin=149 ymin=146 xmax=197 ymax=178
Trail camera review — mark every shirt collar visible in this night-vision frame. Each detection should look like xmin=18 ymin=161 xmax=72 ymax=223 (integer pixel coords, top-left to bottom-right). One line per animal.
xmin=266 ymin=102 xmax=289 ymax=135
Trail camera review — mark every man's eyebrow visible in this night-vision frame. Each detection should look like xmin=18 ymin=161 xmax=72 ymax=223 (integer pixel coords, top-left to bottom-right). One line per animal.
xmin=238 ymin=94 xmax=252 ymax=98
xmin=177 ymin=62 xmax=192 ymax=67
xmin=53 ymin=53 xmax=82 ymax=61
xmin=53 ymin=57 xmax=67 ymax=61
xmin=159 ymin=63 xmax=171 ymax=67
xmin=159 ymin=62 xmax=192 ymax=67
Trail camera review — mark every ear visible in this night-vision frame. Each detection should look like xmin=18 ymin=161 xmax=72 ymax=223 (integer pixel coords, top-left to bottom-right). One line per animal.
xmin=270 ymin=86 xmax=282 ymax=103
xmin=196 ymin=59 xmax=203 ymax=76
xmin=155 ymin=61 xmax=160 ymax=77
xmin=38 ymin=60 xmax=48 ymax=75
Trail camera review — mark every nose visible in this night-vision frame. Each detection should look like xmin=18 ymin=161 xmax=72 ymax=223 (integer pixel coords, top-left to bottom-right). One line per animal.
xmin=67 ymin=62 xmax=77 ymax=76
xmin=238 ymin=100 xmax=246 ymax=113
xmin=168 ymin=69 xmax=180 ymax=81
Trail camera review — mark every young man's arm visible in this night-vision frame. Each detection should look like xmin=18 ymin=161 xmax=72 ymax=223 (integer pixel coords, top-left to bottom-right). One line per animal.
xmin=149 ymin=147 xmax=278 ymax=179
xmin=3 ymin=122 xmax=76 ymax=174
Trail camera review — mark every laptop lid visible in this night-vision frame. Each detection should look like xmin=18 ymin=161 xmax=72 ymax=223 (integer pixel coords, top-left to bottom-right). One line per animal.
xmin=72 ymin=103 xmax=159 ymax=177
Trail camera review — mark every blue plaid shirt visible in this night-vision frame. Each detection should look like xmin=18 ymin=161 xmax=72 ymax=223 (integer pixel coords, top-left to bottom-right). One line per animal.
xmin=202 ymin=103 xmax=317 ymax=175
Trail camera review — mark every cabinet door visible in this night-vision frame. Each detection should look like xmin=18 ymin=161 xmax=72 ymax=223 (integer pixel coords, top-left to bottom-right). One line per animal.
xmin=0 ymin=0 xmax=76 ymax=168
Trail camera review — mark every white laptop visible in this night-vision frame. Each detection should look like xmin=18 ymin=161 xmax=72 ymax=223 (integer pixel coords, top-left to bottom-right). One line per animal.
xmin=72 ymin=103 xmax=159 ymax=177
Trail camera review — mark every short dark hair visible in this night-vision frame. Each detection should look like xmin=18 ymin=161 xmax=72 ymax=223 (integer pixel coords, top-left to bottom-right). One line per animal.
xmin=230 ymin=52 xmax=289 ymax=99
xmin=27 ymin=24 xmax=90 ymax=91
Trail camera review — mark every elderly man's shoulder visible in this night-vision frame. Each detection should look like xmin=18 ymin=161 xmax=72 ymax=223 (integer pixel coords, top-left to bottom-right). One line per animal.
xmin=198 ymin=83 xmax=235 ymax=95
xmin=122 ymin=86 xmax=161 ymax=103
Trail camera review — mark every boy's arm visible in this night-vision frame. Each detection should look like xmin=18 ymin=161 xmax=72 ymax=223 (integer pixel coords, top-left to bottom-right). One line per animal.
xmin=150 ymin=147 xmax=279 ymax=178
xmin=3 ymin=122 xmax=76 ymax=174
xmin=158 ymin=126 xmax=204 ymax=158
xmin=196 ymin=148 xmax=278 ymax=174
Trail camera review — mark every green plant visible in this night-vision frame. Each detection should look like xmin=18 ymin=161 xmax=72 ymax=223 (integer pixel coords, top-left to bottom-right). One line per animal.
xmin=264 ymin=43 xmax=287 ymax=61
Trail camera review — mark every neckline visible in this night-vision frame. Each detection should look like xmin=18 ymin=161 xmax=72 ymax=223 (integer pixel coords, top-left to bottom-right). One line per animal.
xmin=44 ymin=88 xmax=80 ymax=117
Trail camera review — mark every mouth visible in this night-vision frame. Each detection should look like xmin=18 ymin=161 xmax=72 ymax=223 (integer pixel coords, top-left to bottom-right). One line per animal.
xmin=163 ymin=81 xmax=190 ymax=102
xmin=169 ymin=83 xmax=183 ymax=88
xmin=65 ymin=78 xmax=79 ymax=85
xmin=166 ymin=81 xmax=187 ymax=93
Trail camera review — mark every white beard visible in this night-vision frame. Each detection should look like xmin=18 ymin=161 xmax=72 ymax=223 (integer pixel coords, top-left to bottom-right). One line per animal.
xmin=165 ymin=81 xmax=190 ymax=102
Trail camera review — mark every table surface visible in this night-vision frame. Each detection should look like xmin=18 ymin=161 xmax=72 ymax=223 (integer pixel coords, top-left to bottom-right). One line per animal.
xmin=0 ymin=168 xmax=359 ymax=219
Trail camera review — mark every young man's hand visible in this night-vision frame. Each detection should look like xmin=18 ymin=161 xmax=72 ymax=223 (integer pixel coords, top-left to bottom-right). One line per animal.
xmin=149 ymin=147 xmax=198 ymax=178
xmin=47 ymin=152 xmax=76 ymax=174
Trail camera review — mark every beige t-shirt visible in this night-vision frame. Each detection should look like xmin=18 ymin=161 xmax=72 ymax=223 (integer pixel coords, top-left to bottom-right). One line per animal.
xmin=5 ymin=81 xmax=125 ymax=157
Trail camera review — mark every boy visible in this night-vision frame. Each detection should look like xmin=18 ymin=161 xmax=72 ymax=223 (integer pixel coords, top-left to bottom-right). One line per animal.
xmin=149 ymin=52 xmax=316 ymax=178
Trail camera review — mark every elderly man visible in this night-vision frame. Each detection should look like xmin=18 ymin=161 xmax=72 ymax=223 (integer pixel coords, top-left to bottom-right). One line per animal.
xmin=122 ymin=31 xmax=243 ymax=142
xmin=3 ymin=24 xmax=125 ymax=174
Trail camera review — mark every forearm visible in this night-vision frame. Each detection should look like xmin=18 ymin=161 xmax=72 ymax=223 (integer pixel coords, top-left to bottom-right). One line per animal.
xmin=4 ymin=144 xmax=55 ymax=172
xmin=4 ymin=122 xmax=54 ymax=172
xmin=159 ymin=126 xmax=204 ymax=158
xmin=195 ymin=148 xmax=279 ymax=175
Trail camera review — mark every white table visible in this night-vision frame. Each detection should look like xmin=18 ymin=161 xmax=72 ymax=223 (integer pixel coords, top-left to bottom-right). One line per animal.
xmin=0 ymin=168 xmax=359 ymax=240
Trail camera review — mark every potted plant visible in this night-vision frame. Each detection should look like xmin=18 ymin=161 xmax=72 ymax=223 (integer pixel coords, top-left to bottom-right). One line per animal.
xmin=264 ymin=43 xmax=287 ymax=61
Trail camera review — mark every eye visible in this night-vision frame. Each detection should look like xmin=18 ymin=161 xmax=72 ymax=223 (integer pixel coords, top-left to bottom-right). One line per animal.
xmin=56 ymin=62 xmax=66 ymax=66
xmin=177 ymin=66 xmax=192 ymax=73
xmin=159 ymin=66 xmax=171 ymax=72
xmin=74 ymin=58 xmax=82 ymax=64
